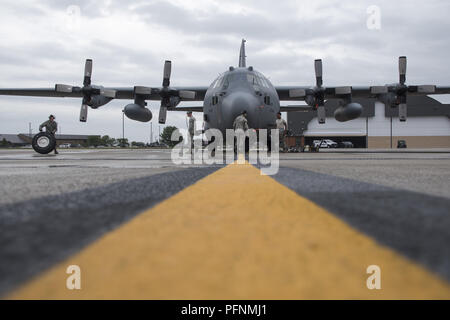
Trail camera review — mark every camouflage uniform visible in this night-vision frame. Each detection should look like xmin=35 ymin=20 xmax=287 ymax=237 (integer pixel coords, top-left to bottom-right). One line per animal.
xmin=39 ymin=119 xmax=58 ymax=154
xmin=233 ymin=114 xmax=249 ymax=131
xmin=188 ymin=116 xmax=196 ymax=152
xmin=233 ymin=114 xmax=248 ymax=153
xmin=276 ymin=118 xmax=287 ymax=152
xmin=39 ymin=120 xmax=58 ymax=134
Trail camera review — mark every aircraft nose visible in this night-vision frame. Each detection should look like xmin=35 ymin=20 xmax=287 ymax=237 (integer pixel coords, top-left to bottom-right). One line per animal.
xmin=222 ymin=91 xmax=261 ymax=127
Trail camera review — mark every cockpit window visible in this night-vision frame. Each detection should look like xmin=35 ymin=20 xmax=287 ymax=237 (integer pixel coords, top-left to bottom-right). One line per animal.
xmin=213 ymin=75 xmax=225 ymax=89
xmin=257 ymin=78 xmax=264 ymax=87
xmin=247 ymin=73 xmax=265 ymax=87
xmin=211 ymin=78 xmax=218 ymax=89
xmin=260 ymin=77 xmax=269 ymax=88
xmin=247 ymin=74 xmax=256 ymax=85
xmin=222 ymin=76 xmax=229 ymax=90
xmin=255 ymin=72 xmax=270 ymax=88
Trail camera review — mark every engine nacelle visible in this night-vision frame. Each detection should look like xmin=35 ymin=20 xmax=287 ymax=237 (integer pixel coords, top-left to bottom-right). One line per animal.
xmin=334 ymin=102 xmax=362 ymax=122
xmin=169 ymin=96 xmax=181 ymax=108
xmin=88 ymin=95 xmax=113 ymax=108
xmin=124 ymin=104 xmax=153 ymax=122
xmin=379 ymin=92 xmax=399 ymax=108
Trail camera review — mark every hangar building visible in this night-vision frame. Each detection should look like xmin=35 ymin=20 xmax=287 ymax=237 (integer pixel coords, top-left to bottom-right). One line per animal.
xmin=287 ymin=96 xmax=450 ymax=148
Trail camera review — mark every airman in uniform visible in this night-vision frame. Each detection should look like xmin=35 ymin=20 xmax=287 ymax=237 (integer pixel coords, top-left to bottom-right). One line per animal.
xmin=233 ymin=110 xmax=249 ymax=131
xmin=39 ymin=114 xmax=58 ymax=154
xmin=276 ymin=112 xmax=288 ymax=152
xmin=187 ymin=111 xmax=196 ymax=153
xmin=233 ymin=111 xmax=249 ymax=153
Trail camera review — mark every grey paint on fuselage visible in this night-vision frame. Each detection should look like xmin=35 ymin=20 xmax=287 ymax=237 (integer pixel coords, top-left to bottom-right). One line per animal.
xmin=203 ymin=67 xmax=280 ymax=134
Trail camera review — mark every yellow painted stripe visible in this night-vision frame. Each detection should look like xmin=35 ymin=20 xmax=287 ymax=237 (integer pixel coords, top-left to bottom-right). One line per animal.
xmin=9 ymin=162 xmax=450 ymax=299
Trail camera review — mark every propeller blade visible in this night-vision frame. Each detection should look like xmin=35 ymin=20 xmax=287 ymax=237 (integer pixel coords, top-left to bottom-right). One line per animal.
xmin=162 ymin=60 xmax=171 ymax=87
xmin=289 ymin=88 xmax=306 ymax=98
xmin=55 ymin=84 xmax=73 ymax=93
xmin=84 ymin=59 xmax=93 ymax=86
xmin=159 ymin=104 xmax=168 ymax=124
xmin=399 ymin=56 xmax=407 ymax=85
xmin=178 ymin=90 xmax=196 ymax=99
xmin=134 ymin=86 xmax=153 ymax=95
xmin=399 ymin=103 xmax=407 ymax=122
xmin=80 ymin=103 xmax=88 ymax=122
xmin=100 ymin=89 xmax=116 ymax=98
xmin=314 ymin=59 xmax=323 ymax=87
xmin=370 ymin=86 xmax=388 ymax=94
xmin=317 ymin=105 xmax=326 ymax=124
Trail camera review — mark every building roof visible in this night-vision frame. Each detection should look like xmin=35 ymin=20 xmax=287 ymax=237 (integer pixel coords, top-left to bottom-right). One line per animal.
xmin=0 ymin=134 xmax=27 ymax=144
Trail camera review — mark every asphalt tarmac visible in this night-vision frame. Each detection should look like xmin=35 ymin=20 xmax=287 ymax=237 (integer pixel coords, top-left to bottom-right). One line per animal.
xmin=0 ymin=148 xmax=449 ymax=299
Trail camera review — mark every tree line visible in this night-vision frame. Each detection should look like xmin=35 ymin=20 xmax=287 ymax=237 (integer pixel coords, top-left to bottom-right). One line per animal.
xmin=0 ymin=126 xmax=181 ymax=148
xmin=86 ymin=126 xmax=180 ymax=148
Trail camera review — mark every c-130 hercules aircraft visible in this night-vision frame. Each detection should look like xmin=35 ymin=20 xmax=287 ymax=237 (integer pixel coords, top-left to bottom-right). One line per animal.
xmin=1 ymin=39 xmax=449 ymax=153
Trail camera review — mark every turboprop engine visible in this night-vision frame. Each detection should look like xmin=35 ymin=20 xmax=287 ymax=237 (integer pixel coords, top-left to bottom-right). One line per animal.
xmin=334 ymin=102 xmax=362 ymax=122
xmin=124 ymin=104 xmax=153 ymax=122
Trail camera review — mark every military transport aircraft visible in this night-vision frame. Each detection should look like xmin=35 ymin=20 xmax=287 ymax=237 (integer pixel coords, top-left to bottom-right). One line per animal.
xmin=1 ymin=39 xmax=449 ymax=151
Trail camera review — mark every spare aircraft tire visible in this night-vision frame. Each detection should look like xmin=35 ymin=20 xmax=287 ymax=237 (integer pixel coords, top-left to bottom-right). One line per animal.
xmin=32 ymin=132 xmax=56 ymax=154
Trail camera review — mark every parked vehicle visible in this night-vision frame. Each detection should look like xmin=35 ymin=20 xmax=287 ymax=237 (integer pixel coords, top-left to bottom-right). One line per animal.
xmin=339 ymin=141 xmax=354 ymax=148
xmin=397 ymin=140 xmax=407 ymax=148
xmin=313 ymin=139 xmax=338 ymax=148
xmin=287 ymin=146 xmax=301 ymax=153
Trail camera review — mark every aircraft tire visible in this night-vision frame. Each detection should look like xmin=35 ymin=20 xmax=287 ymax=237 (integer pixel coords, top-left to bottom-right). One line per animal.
xmin=32 ymin=132 xmax=56 ymax=154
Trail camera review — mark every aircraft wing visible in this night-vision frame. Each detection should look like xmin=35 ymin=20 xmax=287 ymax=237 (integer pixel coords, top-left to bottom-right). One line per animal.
xmin=169 ymin=106 xmax=204 ymax=112
xmin=280 ymin=105 xmax=312 ymax=112
xmin=351 ymin=86 xmax=450 ymax=97
xmin=0 ymin=86 xmax=208 ymax=101
xmin=276 ymin=86 xmax=378 ymax=101
xmin=275 ymin=85 xmax=450 ymax=101
xmin=0 ymin=88 xmax=84 ymax=98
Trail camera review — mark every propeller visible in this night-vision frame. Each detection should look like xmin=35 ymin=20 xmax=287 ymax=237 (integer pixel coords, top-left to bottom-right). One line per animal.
xmin=158 ymin=60 xmax=172 ymax=124
xmin=313 ymin=59 xmax=327 ymax=124
xmin=55 ymin=59 xmax=116 ymax=122
xmin=370 ymin=57 xmax=436 ymax=122
xmin=289 ymin=59 xmax=352 ymax=124
xmin=157 ymin=60 xmax=196 ymax=123
xmin=396 ymin=56 xmax=408 ymax=121
xmin=287 ymin=60 xmax=326 ymax=123
xmin=132 ymin=60 xmax=196 ymax=124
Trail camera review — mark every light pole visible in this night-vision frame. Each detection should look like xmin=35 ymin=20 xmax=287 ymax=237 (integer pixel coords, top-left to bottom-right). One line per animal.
xmin=122 ymin=109 xmax=125 ymax=146
xmin=390 ymin=116 xmax=393 ymax=149
xmin=150 ymin=122 xmax=153 ymax=144
xmin=365 ymin=116 xmax=369 ymax=148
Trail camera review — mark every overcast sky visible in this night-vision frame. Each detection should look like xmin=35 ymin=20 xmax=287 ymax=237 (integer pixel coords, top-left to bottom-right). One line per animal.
xmin=0 ymin=0 xmax=449 ymax=142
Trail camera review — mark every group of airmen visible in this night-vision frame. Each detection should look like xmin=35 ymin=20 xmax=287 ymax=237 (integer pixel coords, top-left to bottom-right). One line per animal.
xmin=187 ymin=110 xmax=288 ymax=152
xmin=38 ymin=111 xmax=288 ymax=155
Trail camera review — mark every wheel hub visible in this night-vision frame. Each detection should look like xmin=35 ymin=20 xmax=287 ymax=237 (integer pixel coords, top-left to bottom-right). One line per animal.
xmin=37 ymin=136 xmax=50 ymax=148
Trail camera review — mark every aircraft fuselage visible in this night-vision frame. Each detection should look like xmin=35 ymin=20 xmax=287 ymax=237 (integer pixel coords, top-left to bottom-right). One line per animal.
xmin=203 ymin=67 xmax=280 ymax=134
